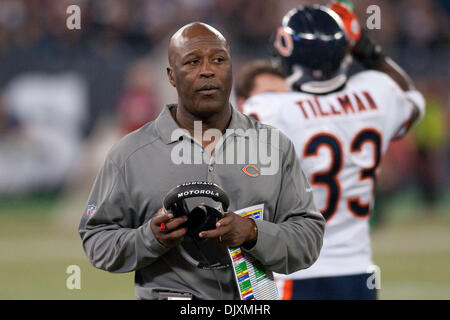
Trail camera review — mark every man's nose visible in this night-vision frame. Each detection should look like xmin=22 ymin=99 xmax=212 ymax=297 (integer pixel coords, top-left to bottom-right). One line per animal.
xmin=199 ymin=60 xmax=214 ymax=78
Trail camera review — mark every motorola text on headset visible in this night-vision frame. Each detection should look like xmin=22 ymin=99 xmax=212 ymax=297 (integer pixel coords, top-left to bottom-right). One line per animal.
xmin=163 ymin=181 xmax=230 ymax=241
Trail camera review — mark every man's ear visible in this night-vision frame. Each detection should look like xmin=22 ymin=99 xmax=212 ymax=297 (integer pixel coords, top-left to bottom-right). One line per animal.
xmin=167 ymin=67 xmax=176 ymax=88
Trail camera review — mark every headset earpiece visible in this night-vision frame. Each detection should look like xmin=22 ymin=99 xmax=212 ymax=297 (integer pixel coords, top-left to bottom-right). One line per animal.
xmin=187 ymin=205 xmax=223 ymax=241
xmin=169 ymin=200 xmax=190 ymax=218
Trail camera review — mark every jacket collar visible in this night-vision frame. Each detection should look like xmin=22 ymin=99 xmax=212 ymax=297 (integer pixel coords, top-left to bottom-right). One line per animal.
xmin=155 ymin=104 xmax=251 ymax=144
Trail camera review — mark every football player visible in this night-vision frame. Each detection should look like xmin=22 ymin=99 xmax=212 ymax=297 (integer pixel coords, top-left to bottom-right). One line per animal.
xmin=242 ymin=3 xmax=425 ymax=299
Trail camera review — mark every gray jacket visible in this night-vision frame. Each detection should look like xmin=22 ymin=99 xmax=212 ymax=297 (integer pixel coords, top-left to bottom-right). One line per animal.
xmin=78 ymin=104 xmax=325 ymax=299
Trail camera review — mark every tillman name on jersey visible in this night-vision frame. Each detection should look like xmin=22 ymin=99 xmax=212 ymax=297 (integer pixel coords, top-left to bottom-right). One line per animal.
xmin=296 ymin=90 xmax=378 ymax=119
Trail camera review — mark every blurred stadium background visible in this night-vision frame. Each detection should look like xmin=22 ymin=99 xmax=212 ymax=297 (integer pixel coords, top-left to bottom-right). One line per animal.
xmin=0 ymin=0 xmax=448 ymax=299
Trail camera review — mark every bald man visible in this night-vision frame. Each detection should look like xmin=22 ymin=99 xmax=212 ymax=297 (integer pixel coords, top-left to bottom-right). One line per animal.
xmin=166 ymin=22 xmax=233 ymax=151
xmin=79 ymin=22 xmax=324 ymax=300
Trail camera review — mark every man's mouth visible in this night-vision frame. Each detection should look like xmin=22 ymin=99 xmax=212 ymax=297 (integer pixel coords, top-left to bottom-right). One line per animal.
xmin=196 ymin=85 xmax=219 ymax=95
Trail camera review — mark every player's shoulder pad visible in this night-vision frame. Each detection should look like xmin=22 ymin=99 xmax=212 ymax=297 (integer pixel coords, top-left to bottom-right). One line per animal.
xmin=242 ymin=92 xmax=283 ymax=112
xmin=350 ymin=70 xmax=403 ymax=94
xmin=242 ymin=91 xmax=301 ymax=126
xmin=240 ymin=111 xmax=293 ymax=155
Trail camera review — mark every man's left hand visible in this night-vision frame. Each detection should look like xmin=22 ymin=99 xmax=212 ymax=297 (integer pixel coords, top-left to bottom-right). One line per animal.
xmin=198 ymin=212 xmax=257 ymax=247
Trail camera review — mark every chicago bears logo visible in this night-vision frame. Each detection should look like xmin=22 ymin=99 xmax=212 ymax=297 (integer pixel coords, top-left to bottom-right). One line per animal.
xmin=274 ymin=26 xmax=294 ymax=57
xmin=242 ymin=165 xmax=259 ymax=177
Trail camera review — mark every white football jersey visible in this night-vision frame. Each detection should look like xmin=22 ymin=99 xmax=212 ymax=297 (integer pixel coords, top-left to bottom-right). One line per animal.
xmin=243 ymin=70 xmax=425 ymax=279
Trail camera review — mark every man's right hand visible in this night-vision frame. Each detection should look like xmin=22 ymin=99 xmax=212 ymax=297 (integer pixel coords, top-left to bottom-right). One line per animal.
xmin=150 ymin=208 xmax=188 ymax=248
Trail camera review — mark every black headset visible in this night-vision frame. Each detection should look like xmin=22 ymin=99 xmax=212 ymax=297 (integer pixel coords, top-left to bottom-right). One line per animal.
xmin=163 ymin=181 xmax=230 ymax=241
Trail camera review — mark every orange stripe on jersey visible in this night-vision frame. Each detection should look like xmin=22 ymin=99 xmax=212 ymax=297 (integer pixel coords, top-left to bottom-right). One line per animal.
xmin=281 ymin=279 xmax=293 ymax=300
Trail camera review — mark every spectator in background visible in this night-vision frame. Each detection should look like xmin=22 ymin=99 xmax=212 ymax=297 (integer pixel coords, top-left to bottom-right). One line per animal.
xmin=234 ymin=60 xmax=288 ymax=111
xmin=116 ymin=59 xmax=161 ymax=135
xmin=213 ymin=0 xmax=282 ymax=57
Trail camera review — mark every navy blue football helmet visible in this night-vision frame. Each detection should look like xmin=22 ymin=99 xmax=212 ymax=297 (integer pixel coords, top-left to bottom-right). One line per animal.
xmin=272 ymin=5 xmax=351 ymax=94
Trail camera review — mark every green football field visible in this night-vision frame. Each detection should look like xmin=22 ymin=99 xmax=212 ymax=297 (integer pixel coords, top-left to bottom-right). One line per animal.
xmin=0 ymin=191 xmax=449 ymax=300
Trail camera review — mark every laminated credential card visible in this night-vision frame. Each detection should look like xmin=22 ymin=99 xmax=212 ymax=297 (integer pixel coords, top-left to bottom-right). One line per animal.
xmin=228 ymin=204 xmax=279 ymax=300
